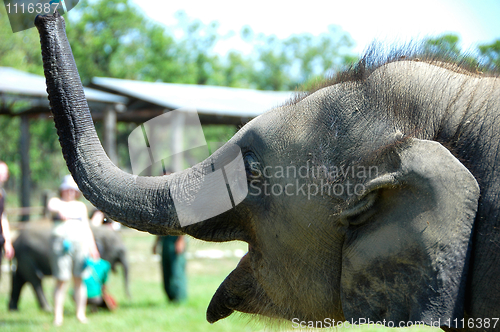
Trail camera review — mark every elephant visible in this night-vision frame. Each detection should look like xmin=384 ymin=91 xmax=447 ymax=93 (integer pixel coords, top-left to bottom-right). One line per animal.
xmin=9 ymin=224 xmax=130 ymax=312
xmin=35 ymin=13 xmax=499 ymax=331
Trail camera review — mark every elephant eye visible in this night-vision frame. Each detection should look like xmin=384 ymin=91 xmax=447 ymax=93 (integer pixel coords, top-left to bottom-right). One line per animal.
xmin=244 ymin=152 xmax=261 ymax=180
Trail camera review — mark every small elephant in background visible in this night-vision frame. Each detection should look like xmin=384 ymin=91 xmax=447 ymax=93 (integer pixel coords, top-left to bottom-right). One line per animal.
xmin=8 ymin=225 xmax=130 ymax=312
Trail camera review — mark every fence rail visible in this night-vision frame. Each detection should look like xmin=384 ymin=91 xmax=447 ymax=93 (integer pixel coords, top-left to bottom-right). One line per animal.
xmin=4 ymin=206 xmax=46 ymax=218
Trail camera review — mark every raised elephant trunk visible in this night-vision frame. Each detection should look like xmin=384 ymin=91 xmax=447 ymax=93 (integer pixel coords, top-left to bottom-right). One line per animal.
xmin=35 ymin=13 xmax=182 ymax=235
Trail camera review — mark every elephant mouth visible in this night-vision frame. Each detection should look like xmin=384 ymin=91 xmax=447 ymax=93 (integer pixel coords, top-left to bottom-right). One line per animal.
xmin=206 ymin=253 xmax=279 ymax=323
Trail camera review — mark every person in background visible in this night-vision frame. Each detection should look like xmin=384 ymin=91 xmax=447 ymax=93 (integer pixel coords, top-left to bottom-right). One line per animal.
xmin=83 ymin=257 xmax=117 ymax=312
xmin=151 ymin=169 xmax=187 ymax=302
xmin=153 ymin=235 xmax=187 ymax=302
xmin=48 ymin=175 xmax=99 ymax=326
xmin=0 ymin=161 xmax=14 ymax=281
xmin=90 ymin=209 xmax=121 ymax=231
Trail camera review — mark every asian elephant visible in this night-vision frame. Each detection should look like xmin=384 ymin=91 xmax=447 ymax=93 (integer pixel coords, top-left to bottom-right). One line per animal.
xmin=9 ymin=225 xmax=130 ymax=311
xmin=35 ymin=13 xmax=499 ymax=331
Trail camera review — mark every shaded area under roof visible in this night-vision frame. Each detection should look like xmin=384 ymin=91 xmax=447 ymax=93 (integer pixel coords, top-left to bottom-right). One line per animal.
xmin=0 ymin=67 xmax=128 ymax=114
xmin=0 ymin=67 xmax=130 ymax=221
xmin=91 ymin=77 xmax=295 ymax=124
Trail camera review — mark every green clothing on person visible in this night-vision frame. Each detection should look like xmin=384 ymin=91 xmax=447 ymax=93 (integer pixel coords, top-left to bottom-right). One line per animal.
xmin=84 ymin=258 xmax=111 ymax=299
xmin=160 ymin=236 xmax=187 ymax=302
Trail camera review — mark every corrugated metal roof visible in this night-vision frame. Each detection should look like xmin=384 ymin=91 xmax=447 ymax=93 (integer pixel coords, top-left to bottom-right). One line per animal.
xmin=0 ymin=67 xmax=128 ymax=104
xmin=92 ymin=77 xmax=295 ymax=118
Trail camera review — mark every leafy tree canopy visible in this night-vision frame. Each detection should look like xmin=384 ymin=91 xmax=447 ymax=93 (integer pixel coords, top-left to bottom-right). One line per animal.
xmin=478 ymin=39 xmax=500 ymax=70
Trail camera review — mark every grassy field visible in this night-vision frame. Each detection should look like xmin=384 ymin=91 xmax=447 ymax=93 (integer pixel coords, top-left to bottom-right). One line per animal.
xmin=0 ymin=227 xmax=440 ymax=331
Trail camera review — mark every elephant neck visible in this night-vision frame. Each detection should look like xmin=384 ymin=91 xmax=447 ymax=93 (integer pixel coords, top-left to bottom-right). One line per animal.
xmin=381 ymin=61 xmax=500 ymax=223
xmin=375 ymin=61 xmax=500 ymax=164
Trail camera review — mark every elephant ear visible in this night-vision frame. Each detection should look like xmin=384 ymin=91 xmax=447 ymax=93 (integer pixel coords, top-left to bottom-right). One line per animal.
xmin=340 ymin=138 xmax=479 ymax=328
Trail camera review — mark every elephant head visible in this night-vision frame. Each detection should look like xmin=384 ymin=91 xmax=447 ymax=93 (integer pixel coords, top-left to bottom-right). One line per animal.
xmin=36 ymin=13 xmax=480 ymax=328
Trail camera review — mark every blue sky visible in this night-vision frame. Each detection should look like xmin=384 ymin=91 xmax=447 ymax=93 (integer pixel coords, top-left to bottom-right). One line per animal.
xmin=131 ymin=0 xmax=500 ymax=56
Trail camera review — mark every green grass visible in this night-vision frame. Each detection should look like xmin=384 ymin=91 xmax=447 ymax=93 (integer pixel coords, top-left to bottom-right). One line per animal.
xmin=0 ymin=228 xmax=440 ymax=331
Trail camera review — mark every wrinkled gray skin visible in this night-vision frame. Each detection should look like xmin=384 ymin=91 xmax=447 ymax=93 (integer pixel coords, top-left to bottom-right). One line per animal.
xmin=9 ymin=225 xmax=130 ymax=312
xmin=35 ymin=13 xmax=499 ymax=331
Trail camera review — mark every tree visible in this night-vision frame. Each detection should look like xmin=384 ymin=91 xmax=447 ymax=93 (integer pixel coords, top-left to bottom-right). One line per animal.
xmin=65 ymin=0 xmax=179 ymax=84
xmin=65 ymin=4 xmax=227 ymax=85
xmin=241 ymin=25 xmax=357 ymax=91
xmin=478 ymin=39 xmax=500 ymax=71
xmin=423 ymin=34 xmax=462 ymax=58
xmin=0 ymin=6 xmax=43 ymax=74
xmin=422 ymin=33 xmax=483 ymax=69
xmin=218 ymin=51 xmax=254 ymax=88
xmin=168 ymin=11 xmax=225 ymax=85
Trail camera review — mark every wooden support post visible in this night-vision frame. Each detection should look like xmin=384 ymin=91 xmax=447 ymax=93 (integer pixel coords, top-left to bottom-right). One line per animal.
xmin=171 ymin=111 xmax=184 ymax=173
xmin=103 ymin=107 xmax=117 ymax=164
xmin=19 ymin=115 xmax=31 ymax=221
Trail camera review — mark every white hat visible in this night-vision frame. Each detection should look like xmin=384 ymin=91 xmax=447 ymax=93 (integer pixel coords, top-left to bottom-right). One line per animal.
xmin=59 ymin=174 xmax=80 ymax=192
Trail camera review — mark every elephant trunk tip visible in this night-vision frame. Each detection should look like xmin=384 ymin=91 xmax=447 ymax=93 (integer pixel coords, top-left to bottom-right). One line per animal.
xmin=34 ymin=10 xmax=63 ymax=29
